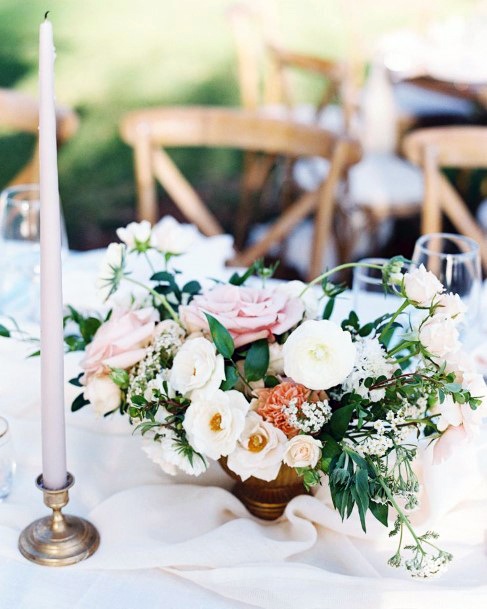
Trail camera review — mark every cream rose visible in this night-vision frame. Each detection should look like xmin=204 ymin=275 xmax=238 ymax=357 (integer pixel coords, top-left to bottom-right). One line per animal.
xmin=267 ymin=342 xmax=284 ymax=376
xmin=152 ymin=216 xmax=195 ymax=255
xmin=116 ymin=220 xmax=153 ymax=250
xmin=283 ymin=435 xmax=322 ymax=468
xmin=275 ymin=280 xmax=320 ymax=319
xmin=170 ymin=337 xmax=225 ymax=397
xmin=183 ymin=389 xmax=249 ymax=460
xmin=419 ymin=314 xmax=460 ymax=358
xmin=436 ymin=292 xmax=467 ymax=322
xmin=84 ymin=374 xmax=121 ymax=416
xmin=226 ymin=411 xmax=287 ymax=481
xmin=283 ymin=319 xmax=356 ymax=390
xmin=404 ymin=264 xmax=443 ymax=306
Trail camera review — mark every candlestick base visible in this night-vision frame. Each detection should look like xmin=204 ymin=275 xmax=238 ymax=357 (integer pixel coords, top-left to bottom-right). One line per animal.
xmin=18 ymin=473 xmax=100 ymax=566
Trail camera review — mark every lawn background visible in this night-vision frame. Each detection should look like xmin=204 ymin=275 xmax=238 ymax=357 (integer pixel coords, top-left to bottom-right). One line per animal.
xmin=0 ymin=0 xmax=473 ymax=248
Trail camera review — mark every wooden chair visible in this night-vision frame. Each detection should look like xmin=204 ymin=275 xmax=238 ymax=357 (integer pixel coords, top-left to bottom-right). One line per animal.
xmin=120 ymin=106 xmax=361 ymax=280
xmin=226 ymin=1 xmax=349 ymax=248
xmin=403 ymin=126 xmax=487 ymax=272
xmin=0 ymin=87 xmax=79 ymax=187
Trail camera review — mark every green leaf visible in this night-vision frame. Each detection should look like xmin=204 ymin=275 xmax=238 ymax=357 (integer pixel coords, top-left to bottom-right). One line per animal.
xmin=130 ymin=394 xmax=147 ymax=406
xmin=28 ymin=350 xmax=40 ymax=358
xmin=320 ymin=433 xmax=342 ymax=458
xmin=329 ymin=403 xmax=355 ymax=440
xmin=220 ymin=364 xmax=238 ymax=390
xmin=369 ymin=500 xmax=389 ymax=527
xmin=71 ymin=392 xmax=89 ymax=412
xmin=79 ymin=316 xmax=102 ymax=343
xmin=264 ymin=375 xmax=280 ymax=388
xmin=151 ymin=271 xmax=176 ymax=283
xmin=322 ymin=298 xmax=335 ymax=320
xmin=182 ymin=280 xmax=201 ymax=296
xmin=444 ymin=382 xmax=462 ymax=393
xmin=69 ymin=373 xmax=84 ymax=387
xmin=64 ymin=335 xmax=85 ymax=352
xmin=0 ymin=324 xmax=10 ymax=337
xmin=110 ymin=367 xmax=130 ymax=389
xmin=205 ymin=313 xmax=235 ymax=359
xmin=244 ymin=339 xmax=269 ymax=382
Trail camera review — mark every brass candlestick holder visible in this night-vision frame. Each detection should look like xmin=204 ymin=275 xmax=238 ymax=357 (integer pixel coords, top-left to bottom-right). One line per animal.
xmin=18 ymin=473 xmax=100 ymax=566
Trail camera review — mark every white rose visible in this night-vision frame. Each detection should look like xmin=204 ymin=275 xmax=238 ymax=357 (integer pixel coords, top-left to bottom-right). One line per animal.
xmin=142 ymin=431 xmax=208 ymax=477
xmin=268 ymin=342 xmax=284 ymax=376
xmin=419 ymin=314 xmax=460 ymax=358
xmin=116 ymin=220 xmax=153 ymax=249
xmin=183 ymin=389 xmax=249 ymax=460
xmin=436 ymin=373 xmax=485 ymax=440
xmin=170 ymin=337 xmax=225 ymax=397
xmin=152 ymin=216 xmax=196 ymax=255
xmin=404 ymin=264 xmax=443 ymax=306
xmin=283 ymin=319 xmax=356 ymax=390
xmin=226 ymin=411 xmax=287 ymax=481
xmin=84 ymin=374 xmax=121 ymax=416
xmin=283 ymin=435 xmax=322 ymax=468
xmin=436 ymin=292 xmax=467 ymax=322
xmin=275 ymin=281 xmax=320 ymax=319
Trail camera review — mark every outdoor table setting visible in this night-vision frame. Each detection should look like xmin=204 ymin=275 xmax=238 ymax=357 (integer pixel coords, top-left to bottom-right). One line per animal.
xmin=1 ymin=11 xmax=487 ymax=609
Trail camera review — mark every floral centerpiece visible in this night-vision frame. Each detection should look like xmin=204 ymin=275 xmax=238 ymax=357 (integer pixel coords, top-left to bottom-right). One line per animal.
xmin=63 ymin=218 xmax=485 ymax=579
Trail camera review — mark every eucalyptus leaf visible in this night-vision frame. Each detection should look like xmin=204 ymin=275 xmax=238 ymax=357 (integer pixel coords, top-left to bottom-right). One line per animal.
xmin=0 ymin=324 xmax=10 ymax=337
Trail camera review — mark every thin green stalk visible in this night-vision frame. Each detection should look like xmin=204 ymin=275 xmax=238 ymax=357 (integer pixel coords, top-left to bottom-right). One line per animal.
xmin=373 ymin=464 xmax=425 ymax=553
xmin=125 ymin=277 xmax=181 ymax=325
xmin=144 ymin=251 xmax=155 ymax=274
xmin=378 ymin=300 xmax=410 ymax=342
xmin=300 ymin=262 xmax=384 ymax=296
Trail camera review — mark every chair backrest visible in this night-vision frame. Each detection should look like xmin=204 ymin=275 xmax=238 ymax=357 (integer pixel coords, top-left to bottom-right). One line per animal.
xmin=226 ymin=1 xmax=346 ymax=118
xmin=0 ymin=87 xmax=79 ymax=186
xmin=403 ymin=126 xmax=487 ymax=271
xmin=120 ymin=106 xmax=361 ymax=279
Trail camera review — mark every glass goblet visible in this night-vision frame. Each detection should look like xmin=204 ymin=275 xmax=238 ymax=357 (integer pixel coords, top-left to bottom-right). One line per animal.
xmin=412 ymin=233 xmax=481 ymax=329
xmin=0 ymin=184 xmax=68 ymax=321
xmin=0 ymin=416 xmax=15 ymax=501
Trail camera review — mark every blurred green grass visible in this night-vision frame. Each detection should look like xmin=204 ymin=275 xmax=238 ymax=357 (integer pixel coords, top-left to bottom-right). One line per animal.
xmin=0 ymin=0 xmax=473 ymax=248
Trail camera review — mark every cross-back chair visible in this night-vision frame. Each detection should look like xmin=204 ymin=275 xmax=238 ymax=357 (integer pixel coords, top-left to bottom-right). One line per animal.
xmin=0 ymin=87 xmax=79 ymax=187
xmin=226 ymin=1 xmax=350 ymax=248
xmin=402 ymin=126 xmax=487 ymax=272
xmin=120 ymin=106 xmax=361 ymax=280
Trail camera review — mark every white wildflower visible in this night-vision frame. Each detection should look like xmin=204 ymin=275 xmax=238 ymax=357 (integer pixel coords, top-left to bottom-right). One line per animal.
xmin=341 ymin=337 xmax=397 ymax=402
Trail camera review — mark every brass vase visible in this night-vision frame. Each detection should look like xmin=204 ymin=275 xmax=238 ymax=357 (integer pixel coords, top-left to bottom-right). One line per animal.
xmin=220 ymin=458 xmax=308 ymax=520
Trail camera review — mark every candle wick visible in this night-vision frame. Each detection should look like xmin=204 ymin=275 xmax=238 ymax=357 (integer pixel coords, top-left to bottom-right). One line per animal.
xmin=44 ymin=10 xmax=50 ymax=20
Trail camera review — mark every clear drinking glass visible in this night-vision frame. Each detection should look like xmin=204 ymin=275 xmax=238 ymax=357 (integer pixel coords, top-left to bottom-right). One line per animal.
xmin=412 ymin=233 xmax=481 ymax=329
xmin=0 ymin=184 xmax=68 ymax=320
xmin=352 ymin=257 xmax=406 ymax=325
xmin=0 ymin=416 xmax=15 ymax=501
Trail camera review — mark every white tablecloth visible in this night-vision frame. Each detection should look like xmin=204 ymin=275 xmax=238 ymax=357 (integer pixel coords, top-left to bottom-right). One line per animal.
xmin=1 ymin=246 xmax=487 ymax=609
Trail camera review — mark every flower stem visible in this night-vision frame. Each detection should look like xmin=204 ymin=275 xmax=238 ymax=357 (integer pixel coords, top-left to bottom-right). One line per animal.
xmin=300 ymin=262 xmax=385 ymax=296
xmin=378 ymin=300 xmax=410 ymax=343
xmin=125 ymin=277 xmax=181 ymax=325
xmin=371 ymin=462 xmax=425 ymax=553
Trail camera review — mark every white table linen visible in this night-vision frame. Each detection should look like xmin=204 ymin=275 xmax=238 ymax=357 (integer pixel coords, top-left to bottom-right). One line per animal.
xmin=1 ymin=245 xmax=487 ymax=609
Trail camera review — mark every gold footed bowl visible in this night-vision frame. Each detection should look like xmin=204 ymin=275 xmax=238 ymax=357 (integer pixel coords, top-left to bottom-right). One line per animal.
xmin=220 ymin=458 xmax=308 ymax=520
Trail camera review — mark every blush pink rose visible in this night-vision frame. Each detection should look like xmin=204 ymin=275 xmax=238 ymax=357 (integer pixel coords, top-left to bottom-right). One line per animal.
xmin=180 ymin=284 xmax=304 ymax=348
xmin=80 ymin=307 xmax=158 ymax=382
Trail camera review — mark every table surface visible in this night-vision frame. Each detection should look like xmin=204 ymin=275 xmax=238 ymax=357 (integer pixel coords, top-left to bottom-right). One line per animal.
xmin=1 ymin=245 xmax=487 ymax=609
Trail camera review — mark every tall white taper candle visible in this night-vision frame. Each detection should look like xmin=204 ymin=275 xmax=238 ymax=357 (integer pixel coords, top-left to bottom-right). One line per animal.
xmin=39 ymin=14 xmax=67 ymax=490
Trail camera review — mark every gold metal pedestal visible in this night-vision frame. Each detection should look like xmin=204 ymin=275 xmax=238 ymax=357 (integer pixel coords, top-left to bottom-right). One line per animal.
xmin=18 ymin=473 xmax=100 ymax=566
